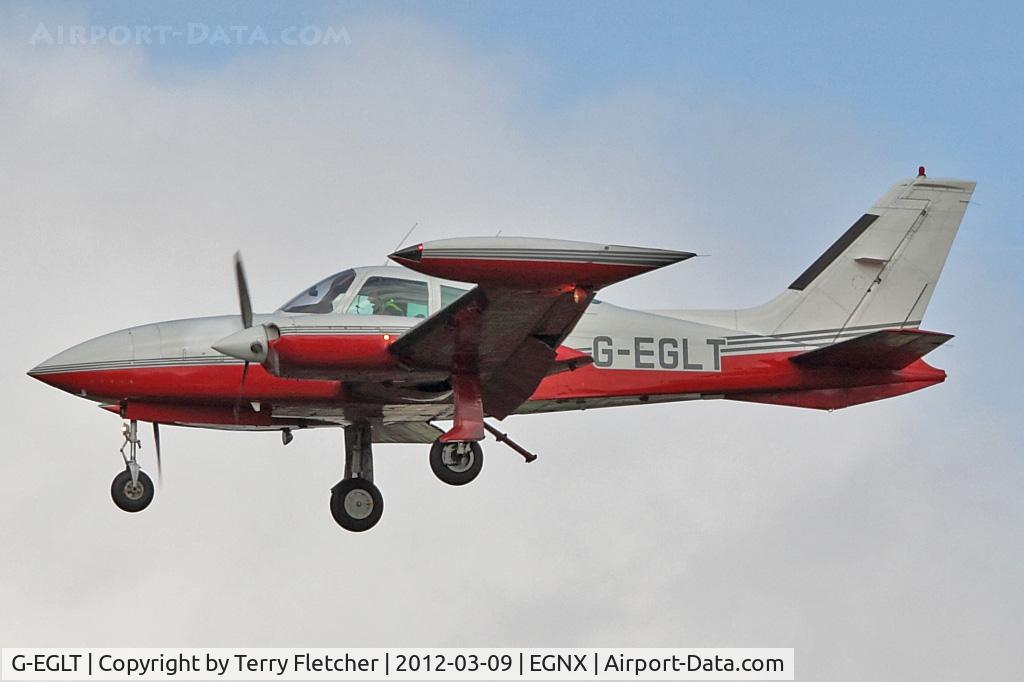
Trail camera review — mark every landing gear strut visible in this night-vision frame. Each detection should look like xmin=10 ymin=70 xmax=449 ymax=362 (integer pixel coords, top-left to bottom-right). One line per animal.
xmin=111 ymin=420 xmax=154 ymax=513
xmin=330 ymin=423 xmax=383 ymax=532
xmin=428 ymin=422 xmax=539 ymax=485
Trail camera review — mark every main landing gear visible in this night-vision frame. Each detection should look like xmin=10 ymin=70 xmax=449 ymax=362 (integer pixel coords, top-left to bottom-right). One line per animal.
xmin=427 ymin=424 xmax=538 ymax=487
xmin=328 ymin=423 xmax=488 ymax=532
xmin=111 ymin=420 xmax=155 ymax=513
xmin=429 ymin=440 xmax=483 ymax=486
xmin=330 ymin=423 xmax=384 ymax=532
xmin=325 ymin=420 xmax=541 ymax=532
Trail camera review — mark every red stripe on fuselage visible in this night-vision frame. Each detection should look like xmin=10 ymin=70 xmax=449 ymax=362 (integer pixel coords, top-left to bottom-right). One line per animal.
xmin=530 ymin=351 xmax=946 ymax=400
xmin=32 ymin=363 xmax=343 ymax=404
xmin=30 ymin=350 xmax=945 ymax=415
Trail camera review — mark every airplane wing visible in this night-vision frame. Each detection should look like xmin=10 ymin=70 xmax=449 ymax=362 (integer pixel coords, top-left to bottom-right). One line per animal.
xmin=362 ymin=420 xmax=445 ymax=443
xmin=388 ymin=237 xmax=694 ymax=440
xmin=387 ymin=284 xmax=580 ymax=419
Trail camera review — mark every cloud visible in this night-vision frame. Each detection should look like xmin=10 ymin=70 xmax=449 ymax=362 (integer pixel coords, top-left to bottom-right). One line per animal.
xmin=1 ymin=7 xmax=1020 ymax=680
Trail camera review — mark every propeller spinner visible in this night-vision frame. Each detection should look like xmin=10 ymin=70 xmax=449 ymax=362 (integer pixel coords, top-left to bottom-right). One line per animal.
xmin=213 ymin=251 xmax=271 ymax=362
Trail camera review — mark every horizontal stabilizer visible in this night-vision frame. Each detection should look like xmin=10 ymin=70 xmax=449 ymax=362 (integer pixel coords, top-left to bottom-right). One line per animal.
xmin=790 ymin=329 xmax=953 ymax=370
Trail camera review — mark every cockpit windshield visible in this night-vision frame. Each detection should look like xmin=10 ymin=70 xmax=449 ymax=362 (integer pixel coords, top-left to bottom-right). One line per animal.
xmin=279 ymin=270 xmax=356 ymax=313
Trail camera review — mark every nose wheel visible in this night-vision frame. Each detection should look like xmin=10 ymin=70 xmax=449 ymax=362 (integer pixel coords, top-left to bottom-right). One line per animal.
xmin=112 ymin=419 xmax=155 ymax=512
xmin=430 ymin=440 xmax=483 ymax=486
xmin=111 ymin=469 xmax=155 ymax=512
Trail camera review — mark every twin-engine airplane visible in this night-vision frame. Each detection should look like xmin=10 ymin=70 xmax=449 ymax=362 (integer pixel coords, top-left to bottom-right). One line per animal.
xmin=29 ymin=171 xmax=974 ymax=531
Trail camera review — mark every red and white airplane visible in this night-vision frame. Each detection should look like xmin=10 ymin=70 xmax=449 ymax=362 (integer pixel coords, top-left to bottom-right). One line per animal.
xmin=29 ymin=171 xmax=974 ymax=531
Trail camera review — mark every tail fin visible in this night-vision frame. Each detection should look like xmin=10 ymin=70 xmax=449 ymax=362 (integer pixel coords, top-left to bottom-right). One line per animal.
xmin=720 ymin=174 xmax=975 ymax=337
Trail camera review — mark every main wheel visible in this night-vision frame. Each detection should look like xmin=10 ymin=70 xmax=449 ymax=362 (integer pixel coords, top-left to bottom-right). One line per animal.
xmin=110 ymin=469 xmax=155 ymax=513
xmin=429 ymin=440 xmax=483 ymax=486
xmin=330 ymin=478 xmax=384 ymax=532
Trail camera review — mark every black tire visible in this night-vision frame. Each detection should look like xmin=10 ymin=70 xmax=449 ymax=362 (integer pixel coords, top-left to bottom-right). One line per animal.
xmin=330 ymin=478 xmax=384 ymax=532
xmin=429 ymin=440 xmax=483 ymax=486
xmin=110 ymin=469 xmax=155 ymax=513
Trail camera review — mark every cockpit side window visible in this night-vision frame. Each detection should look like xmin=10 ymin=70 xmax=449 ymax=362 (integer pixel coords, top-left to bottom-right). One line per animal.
xmin=280 ymin=270 xmax=355 ymax=314
xmin=347 ymin=277 xmax=429 ymax=318
xmin=440 ymin=285 xmax=470 ymax=308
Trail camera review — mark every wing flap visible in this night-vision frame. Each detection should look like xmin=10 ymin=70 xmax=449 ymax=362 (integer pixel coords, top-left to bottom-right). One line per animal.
xmin=390 ymin=286 xmax=590 ymax=419
xmin=388 ymin=287 xmax=569 ymax=375
xmin=790 ymin=329 xmax=953 ymax=370
xmin=481 ymin=336 xmax=556 ymax=418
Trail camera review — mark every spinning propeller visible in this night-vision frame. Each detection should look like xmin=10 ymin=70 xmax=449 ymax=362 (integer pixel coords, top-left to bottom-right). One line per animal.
xmin=236 ymin=252 xmax=253 ymax=330
xmin=212 ymin=252 xmax=274 ymax=421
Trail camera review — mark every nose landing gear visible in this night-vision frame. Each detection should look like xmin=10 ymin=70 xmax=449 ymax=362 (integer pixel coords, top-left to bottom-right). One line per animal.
xmin=111 ymin=469 xmax=155 ymax=513
xmin=112 ymin=420 xmax=155 ymax=513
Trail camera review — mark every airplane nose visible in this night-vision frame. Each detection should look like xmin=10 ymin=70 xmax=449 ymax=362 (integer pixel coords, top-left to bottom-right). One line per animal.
xmin=28 ymin=329 xmax=134 ymax=395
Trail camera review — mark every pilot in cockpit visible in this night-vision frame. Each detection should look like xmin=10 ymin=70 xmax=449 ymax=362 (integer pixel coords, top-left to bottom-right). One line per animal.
xmin=371 ymin=295 xmax=403 ymax=316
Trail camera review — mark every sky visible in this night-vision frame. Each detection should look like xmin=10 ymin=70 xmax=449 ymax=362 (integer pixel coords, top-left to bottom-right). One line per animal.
xmin=1 ymin=1 xmax=1022 ymax=679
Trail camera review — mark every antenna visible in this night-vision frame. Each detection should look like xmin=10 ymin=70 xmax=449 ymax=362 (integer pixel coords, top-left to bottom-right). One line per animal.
xmin=385 ymin=222 xmax=418 ymax=266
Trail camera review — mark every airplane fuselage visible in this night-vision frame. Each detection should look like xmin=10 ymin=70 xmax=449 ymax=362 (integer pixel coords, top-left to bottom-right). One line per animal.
xmin=28 ymin=295 xmax=945 ymax=428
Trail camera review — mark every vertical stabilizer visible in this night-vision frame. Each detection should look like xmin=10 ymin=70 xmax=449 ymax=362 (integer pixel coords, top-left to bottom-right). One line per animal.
xmin=666 ymin=174 xmax=975 ymax=338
